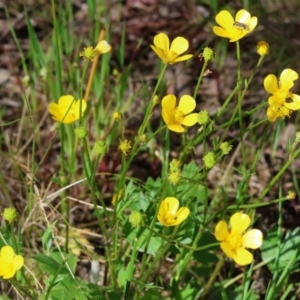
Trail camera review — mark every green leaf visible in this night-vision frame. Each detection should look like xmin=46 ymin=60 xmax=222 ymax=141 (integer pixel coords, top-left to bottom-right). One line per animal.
xmin=42 ymin=221 xmax=57 ymax=251
xmin=261 ymin=226 xmax=300 ymax=273
xmin=33 ymin=251 xmax=77 ymax=275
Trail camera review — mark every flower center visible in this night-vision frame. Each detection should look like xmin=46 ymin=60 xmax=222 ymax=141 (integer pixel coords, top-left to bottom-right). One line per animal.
xmin=164 ymin=213 xmax=177 ymax=225
xmin=226 ymin=232 xmax=243 ymax=250
xmin=174 ymin=109 xmax=184 ymax=124
xmin=163 ymin=50 xmax=178 ymax=62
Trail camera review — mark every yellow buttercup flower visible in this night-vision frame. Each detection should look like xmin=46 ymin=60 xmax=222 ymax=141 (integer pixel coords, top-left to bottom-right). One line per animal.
xmin=256 ymin=41 xmax=269 ymax=56
xmin=214 ymin=212 xmax=263 ymax=266
xmin=0 ymin=246 xmax=24 ymax=279
xmin=264 ymin=69 xmax=300 ymax=122
xmin=80 ymin=40 xmax=111 ymax=61
xmin=94 ymin=40 xmax=112 ymax=55
xmin=48 ymin=95 xmax=87 ymax=124
xmin=213 ymin=9 xmax=257 ymax=42
xmin=161 ymin=94 xmax=198 ymax=133
xmin=157 ymin=197 xmax=190 ymax=227
xmin=150 ymin=33 xmax=193 ymax=64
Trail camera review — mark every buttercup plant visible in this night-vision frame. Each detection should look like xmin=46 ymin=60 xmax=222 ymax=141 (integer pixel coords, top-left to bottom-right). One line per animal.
xmin=3 ymin=2 xmax=300 ymax=300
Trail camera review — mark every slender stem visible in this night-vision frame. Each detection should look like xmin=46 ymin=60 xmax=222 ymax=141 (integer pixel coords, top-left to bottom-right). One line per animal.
xmin=84 ymin=28 xmax=106 ymax=101
xmin=193 ymin=61 xmax=208 ymax=100
xmin=197 ymin=255 xmax=225 ymax=300
xmin=258 ymin=146 xmax=300 ymax=201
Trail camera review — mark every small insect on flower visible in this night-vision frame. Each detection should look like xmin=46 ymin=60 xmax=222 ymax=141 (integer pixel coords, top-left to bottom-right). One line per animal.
xmin=233 ymin=21 xmax=250 ymax=31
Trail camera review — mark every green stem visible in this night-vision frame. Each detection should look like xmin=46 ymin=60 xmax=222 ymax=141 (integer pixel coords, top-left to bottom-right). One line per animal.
xmin=197 ymin=255 xmax=225 ymax=300
xmin=193 ymin=60 xmax=208 ymax=100
xmin=258 ymin=146 xmax=300 ymax=201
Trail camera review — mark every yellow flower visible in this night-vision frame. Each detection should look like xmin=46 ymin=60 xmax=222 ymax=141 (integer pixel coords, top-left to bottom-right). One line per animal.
xmin=48 ymin=95 xmax=87 ymax=124
xmin=215 ymin=212 xmax=263 ymax=266
xmin=256 ymin=41 xmax=269 ymax=56
xmin=162 ymin=94 xmax=198 ymax=132
xmin=157 ymin=197 xmax=190 ymax=227
xmin=264 ymin=69 xmax=300 ymax=122
xmin=0 ymin=246 xmax=24 ymax=279
xmin=213 ymin=9 xmax=257 ymax=42
xmin=150 ymin=33 xmax=193 ymax=64
xmin=118 ymin=139 xmax=131 ymax=156
xmin=94 ymin=40 xmax=112 ymax=55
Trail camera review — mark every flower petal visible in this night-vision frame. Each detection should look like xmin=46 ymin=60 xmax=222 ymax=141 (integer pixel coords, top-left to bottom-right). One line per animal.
xmin=162 ymin=109 xmax=173 ymax=127
xmin=48 ymin=103 xmax=62 ymax=120
xmin=284 ymin=101 xmax=300 ymax=111
xmin=247 ymin=17 xmax=258 ymax=31
xmin=230 ymin=212 xmax=250 ymax=234
xmin=213 ymin=26 xmax=232 ymax=39
xmin=267 ymin=106 xmax=279 ymax=122
xmin=280 ymin=69 xmax=298 ymax=91
xmin=13 ymin=255 xmax=24 ymax=271
xmin=181 ymin=113 xmax=198 ymax=126
xmin=74 ymin=100 xmax=87 ymax=118
xmin=220 ymin=241 xmax=235 ymax=258
xmin=243 ymin=229 xmax=263 ymax=249
xmin=58 ymin=95 xmax=75 ymax=107
xmin=215 ymin=10 xmax=234 ymax=33
xmin=291 ymin=93 xmax=300 ymax=103
xmin=264 ymin=74 xmax=279 ymax=95
xmin=162 ymin=197 xmax=179 ymax=215
xmin=1 ymin=246 xmax=14 ymax=262
xmin=235 ymin=9 xmax=251 ymax=23
xmin=150 ymin=45 xmax=166 ymax=62
xmin=234 ymin=247 xmax=253 ymax=266
xmin=153 ymin=33 xmax=169 ymax=51
xmin=3 ymin=269 xmax=16 ymax=279
xmin=170 ymin=37 xmax=189 ymax=55
xmin=172 ymin=207 xmax=190 ymax=225
xmin=268 ymin=95 xmax=281 ymax=106
xmin=167 ymin=123 xmax=185 ymax=133
xmin=215 ymin=220 xmax=229 ymax=241
xmin=174 ymin=54 xmax=193 ymax=63
xmin=162 ymin=94 xmax=176 ymax=111
xmin=178 ymin=95 xmax=196 ymax=114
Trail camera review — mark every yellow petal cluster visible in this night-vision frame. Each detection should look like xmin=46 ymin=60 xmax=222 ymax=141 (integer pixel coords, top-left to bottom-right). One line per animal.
xmin=213 ymin=9 xmax=257 ymax=42
xmin=151 ymin=33 xmax=192 ymax=64
xmin=94 ymin=40 xmax=112 ymax=55
xmin=214 ymin=212 xmax=263 ymax=266
xmin=256 ymin=41 xmax=269 ymax=56
xmin=48 ymin=95 xmax=87 ymax=124
xmin=161 ymin=94 xmax=198 ymax=133
xmin=0 ymin=246 xmax=24 ymax=279
xmin=157 ymin=197 xmax=190 ymax=227
xmin=264 ymin=69 xmax=300 ymax=122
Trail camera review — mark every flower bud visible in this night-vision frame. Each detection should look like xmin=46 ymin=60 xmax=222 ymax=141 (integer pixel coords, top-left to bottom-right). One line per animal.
xmin=129 ymin=211 xmax=143 ymax=227
xmin=256 ymin=41 xmax=269 ymax=56
xmin=3 ymin=207 xmax=17 ymax=224
xmin=200 ymin=47 xmax=215 ymax=62
xmin=220 ymin=142 xmax=232 ymax=155
xmin=79 ymin=46 xmax=95 ymax=61
xmin=74 ymin=126 xmax=88 ymax=139
xmin=203 ymin=152 xmax=216 ymax=169
xmin=93 ymin=140 xmax=108 ymax=155
xmin=22 ymin=75 xmax=30 ymax=88
xmin=113 ymin=112 xmax=122 ymax=121
xmin=197 ymin=110 xmax=210 ymax=125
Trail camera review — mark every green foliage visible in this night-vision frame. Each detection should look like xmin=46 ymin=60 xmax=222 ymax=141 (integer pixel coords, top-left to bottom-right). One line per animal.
xmin=261 ymin=226 xmax=300 ymax=274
